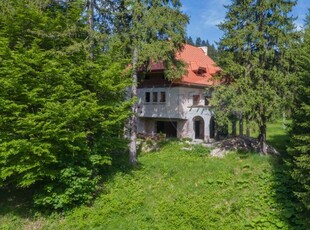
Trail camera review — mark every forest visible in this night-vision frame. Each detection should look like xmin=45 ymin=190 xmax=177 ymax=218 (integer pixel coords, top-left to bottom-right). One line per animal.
xmin=0 ymin=0 xmax=309 ymax=229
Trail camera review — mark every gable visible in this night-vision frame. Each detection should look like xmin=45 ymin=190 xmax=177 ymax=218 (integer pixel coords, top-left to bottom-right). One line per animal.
xmin=141 ymin=44 xmax=221 ymax=87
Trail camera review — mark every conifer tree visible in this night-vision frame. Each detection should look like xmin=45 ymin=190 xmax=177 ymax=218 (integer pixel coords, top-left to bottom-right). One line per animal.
xmin=186 ymin=36 xmax=194 ymax=45
xmin=195 ymin=37 xmax=202 ymax=46
xmin=288 ymin=15 xmax=310 ymax=215
xmin=115 ymin=0 xmax=188 ymax=165
xmin=213 ymin=0 xmax=297 ymax=153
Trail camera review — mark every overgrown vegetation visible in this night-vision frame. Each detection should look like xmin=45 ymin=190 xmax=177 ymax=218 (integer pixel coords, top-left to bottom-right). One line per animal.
xmin=0 ymin=0 xmax=188 ymax=211
xmin=0 ymin=122 xmax=308 ymax=229
xmin=0 ymin=0 xmax=308 ymax=228
xmin=0 ymin=0 xmax=129 ymax=210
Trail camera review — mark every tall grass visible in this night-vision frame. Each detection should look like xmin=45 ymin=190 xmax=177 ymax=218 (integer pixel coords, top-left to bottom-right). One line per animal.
xmin=1 ymin=119 xmax=306 ymax=229
xmin=46 ymin=143 xmax=302 ymax=229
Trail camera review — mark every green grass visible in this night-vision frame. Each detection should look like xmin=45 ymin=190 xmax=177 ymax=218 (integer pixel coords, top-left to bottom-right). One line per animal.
xmin=265 ymin=119 xmax=291 ymax=153
xmin=0 ymin=120 xmax=306 ymax=229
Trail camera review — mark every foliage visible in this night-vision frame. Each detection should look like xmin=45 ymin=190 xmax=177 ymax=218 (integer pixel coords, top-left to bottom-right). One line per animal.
xmin=115 ymin=0 xmax=189 ymax=80
xmin=0 ymin=0 xmax=129 ymax=210
xmin=212 ymin=0 xmax=298 ymax=153
xmin=288 ymin=16 xmax=310 ymax=217
xmin=116 ymin=0 xmax=189 ymax=166
xmin=1 ymin=122 xmax=308 ymax=229
xmin=186 ymin=36 xmax=194 ymax=45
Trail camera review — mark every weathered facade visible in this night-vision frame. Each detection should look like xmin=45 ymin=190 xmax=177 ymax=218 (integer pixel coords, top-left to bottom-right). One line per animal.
xmin=137 ymin=44 xmax=220 ymax=141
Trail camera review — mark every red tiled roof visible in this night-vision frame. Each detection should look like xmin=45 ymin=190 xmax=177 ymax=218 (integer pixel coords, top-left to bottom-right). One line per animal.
xmin=174 ymin=44 xmax=220 ymax=86
xmin=149 ymin=44 xmax=220 ymax=86
xmin=149 ymin=61 xmax=165 ymax=71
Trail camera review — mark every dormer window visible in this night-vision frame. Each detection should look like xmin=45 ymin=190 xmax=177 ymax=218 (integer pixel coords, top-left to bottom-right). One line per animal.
xmin=197 ymin=67 xmax=207 ymax=75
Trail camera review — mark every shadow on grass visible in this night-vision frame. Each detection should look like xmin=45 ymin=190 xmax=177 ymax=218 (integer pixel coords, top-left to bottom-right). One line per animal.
xmin=269 ymin=154 xmax=309 ymax=229
xmin=267 ymin=134 xmax=290 ymax=154
xmin=0 ymin=139 xmax=175 ymax=221
xmin=0 ymin=145 xmax=140 ymax=221
xmin=267 ymin=132 xmax=309 ymax=229
xmin=0 ymin=186 xmax=36 ymax=219
xmin=232 ymin=132 xmax=309 ymax=229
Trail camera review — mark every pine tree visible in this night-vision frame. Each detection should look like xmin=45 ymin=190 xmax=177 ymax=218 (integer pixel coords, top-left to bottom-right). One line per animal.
xmin=186 ymin=36 xmax=194 ymax=45
xmin=288 ymin=15 xmax=310 ymax=216
xmin=213 ymin=0 xmax=297 ymax=153
xmin=195 ymin=37 xmax=202 ymax=46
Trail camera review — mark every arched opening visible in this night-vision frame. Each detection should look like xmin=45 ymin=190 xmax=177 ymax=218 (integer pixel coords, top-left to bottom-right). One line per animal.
xmin=193 ymin=116 xmax=204 ymax=139
xmin=210 ymin=116 xmax=215 ymax=138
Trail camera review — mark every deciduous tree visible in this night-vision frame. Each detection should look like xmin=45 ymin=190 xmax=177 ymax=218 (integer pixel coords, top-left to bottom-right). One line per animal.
xmin=0 ymin=0 xmax=129 ymax=210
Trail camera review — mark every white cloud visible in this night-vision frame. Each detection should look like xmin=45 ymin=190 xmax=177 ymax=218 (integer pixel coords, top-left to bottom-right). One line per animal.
xmin=200 ymin=0 xmax=228 ymax=28
xmin=201 ymin=9 xmax=226 ymax=27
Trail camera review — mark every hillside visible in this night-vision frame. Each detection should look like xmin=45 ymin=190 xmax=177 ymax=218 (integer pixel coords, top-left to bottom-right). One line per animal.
xmin=0 ymin=120 xmax=306 ymax=229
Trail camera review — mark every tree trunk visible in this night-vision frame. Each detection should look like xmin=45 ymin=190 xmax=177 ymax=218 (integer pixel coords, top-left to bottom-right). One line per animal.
xmin=129 ymin=47 xmax=138 ymax=166
xmin=246 ymin=114 xmax=250 ymax=137
xmin=282 ymin=111 xmax=286 ymax=130
xmin=239 ymin=113 xmax=243 ymax=137
xmin=87 ymin=0 xmax=94 ymax=60
xmin=231 ymin=119 xmax=237 ymax=136
xmin=259 ymin=116 xmax=268 ymax=154
xmin=124 ymin=87 xmax=131 ymax=139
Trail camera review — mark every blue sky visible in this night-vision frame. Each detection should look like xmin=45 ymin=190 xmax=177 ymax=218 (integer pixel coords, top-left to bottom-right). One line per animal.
xmin=181 ymin=0 xmax=309 ymax=45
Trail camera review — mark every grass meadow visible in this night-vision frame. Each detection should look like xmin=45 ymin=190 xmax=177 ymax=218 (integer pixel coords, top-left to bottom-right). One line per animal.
xmin=0 ymin=119 xmax=307 ymax=229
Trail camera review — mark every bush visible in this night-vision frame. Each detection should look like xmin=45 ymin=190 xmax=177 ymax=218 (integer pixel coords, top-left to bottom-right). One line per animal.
xmin=0 ymin=1 xmax=129 ymax=211
xmin=33 ymin=166 xmax=101 ymax=210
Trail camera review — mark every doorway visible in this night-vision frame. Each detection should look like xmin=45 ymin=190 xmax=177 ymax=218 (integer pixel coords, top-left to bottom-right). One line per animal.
xmin=193 ymin=116 xmax=204 ymax=139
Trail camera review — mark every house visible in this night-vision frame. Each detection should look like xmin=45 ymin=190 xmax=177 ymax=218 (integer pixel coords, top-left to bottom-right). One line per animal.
xmin=137 ymin=44 xmax=220 ymax=142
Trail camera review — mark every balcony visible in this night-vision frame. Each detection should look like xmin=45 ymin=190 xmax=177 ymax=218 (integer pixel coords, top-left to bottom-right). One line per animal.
xmin=138 ymin=103 xmax=186 ymax=120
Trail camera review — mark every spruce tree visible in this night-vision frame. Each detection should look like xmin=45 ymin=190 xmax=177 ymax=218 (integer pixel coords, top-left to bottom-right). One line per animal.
xmin=213 ymin=0 xmax=297 ymax=153
xmin=186 ymin=36 xmax=194 ymax=45
xmin=114 ymin=0 xmax=188 ymax=165
xmin=195 ymin=37 xmax=202 ymax=46
xmin=288 ymin=16 xmax=310 ymax=216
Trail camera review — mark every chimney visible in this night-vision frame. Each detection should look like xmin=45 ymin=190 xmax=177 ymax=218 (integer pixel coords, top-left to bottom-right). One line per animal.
xmin=199 ymin=46 xmax=208 ymax=56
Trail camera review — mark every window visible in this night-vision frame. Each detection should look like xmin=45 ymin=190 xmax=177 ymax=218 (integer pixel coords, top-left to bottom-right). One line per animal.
xmin=153 ymin=92 xmax=158 ymax=102
xmin=160 ymin=92 xmax=166 ymax=102
xmin=145 ymin=74 xmax=150 ymax=80
xmin=193 ymin=95 xmax=200 ymax=106
xmin=197 ymin=67 xmax=207 ymax=75
xmin=145 ymin=92 xmax=150 ymax=102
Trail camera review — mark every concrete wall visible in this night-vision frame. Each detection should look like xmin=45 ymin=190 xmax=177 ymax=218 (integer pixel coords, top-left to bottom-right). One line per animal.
xmin=137 ymin=86 xmax=214 ymax=141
